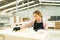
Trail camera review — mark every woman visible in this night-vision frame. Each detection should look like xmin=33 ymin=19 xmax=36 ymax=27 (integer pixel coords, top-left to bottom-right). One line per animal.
xmin=13 ymin=10 xmax=48 ymax=31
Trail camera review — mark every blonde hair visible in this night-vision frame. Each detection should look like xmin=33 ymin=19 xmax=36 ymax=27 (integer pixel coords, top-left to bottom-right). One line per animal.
xmin=33 ymin=10 xmax=43 ymax=18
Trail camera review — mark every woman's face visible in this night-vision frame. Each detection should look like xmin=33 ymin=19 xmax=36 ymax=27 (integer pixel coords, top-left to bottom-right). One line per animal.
xmin=33 ymin=13 xmax=42 ymax=21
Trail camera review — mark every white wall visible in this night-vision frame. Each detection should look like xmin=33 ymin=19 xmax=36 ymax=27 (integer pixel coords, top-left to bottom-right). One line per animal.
xmin=16 ymin=6 xmax=60 ymax=21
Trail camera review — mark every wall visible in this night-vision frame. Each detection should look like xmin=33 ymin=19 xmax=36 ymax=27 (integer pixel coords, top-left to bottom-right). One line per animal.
xmin=16 ymin=5 xmax=60 ymax=21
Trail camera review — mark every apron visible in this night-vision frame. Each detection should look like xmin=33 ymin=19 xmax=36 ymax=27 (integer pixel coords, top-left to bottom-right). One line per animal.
xmin=33 ymin=20 xmax=44 ymax=31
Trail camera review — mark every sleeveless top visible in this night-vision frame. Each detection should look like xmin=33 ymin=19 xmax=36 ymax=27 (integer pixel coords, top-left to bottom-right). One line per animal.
xmin=33 ymin=20 xmax=44 ymax=31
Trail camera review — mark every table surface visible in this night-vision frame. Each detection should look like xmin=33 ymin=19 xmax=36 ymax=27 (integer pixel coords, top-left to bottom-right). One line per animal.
xmin=0 ymin=27 xmax=49 ymax=40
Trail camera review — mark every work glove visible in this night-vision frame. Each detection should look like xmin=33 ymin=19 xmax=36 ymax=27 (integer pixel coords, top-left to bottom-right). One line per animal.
xmin=13 ymin=27 xmax=21 ymax=31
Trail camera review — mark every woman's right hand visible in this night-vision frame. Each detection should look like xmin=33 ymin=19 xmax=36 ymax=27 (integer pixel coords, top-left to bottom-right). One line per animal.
xmin=13 ymin=27 xmax=21 ymax=31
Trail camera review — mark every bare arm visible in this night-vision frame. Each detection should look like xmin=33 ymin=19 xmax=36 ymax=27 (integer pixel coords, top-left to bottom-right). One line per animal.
xmin=43 ymin=22 xmax=48 ymax=30
xmin=21 ymin=20 xmax=34 ymax=28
